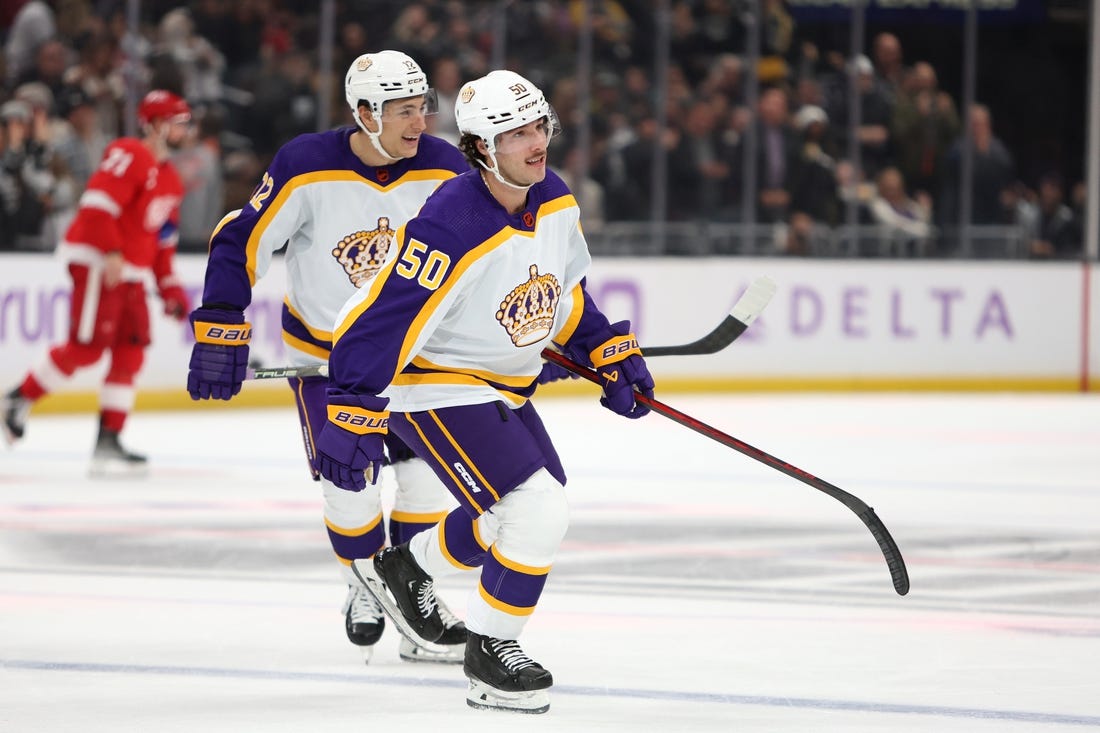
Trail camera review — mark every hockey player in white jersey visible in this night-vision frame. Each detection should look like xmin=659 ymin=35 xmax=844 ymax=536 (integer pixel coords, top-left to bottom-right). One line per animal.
xmin=317 ymin=70 xmax=655 ymax=713
xmin=186 ymin=51 xmax=470 ymax=664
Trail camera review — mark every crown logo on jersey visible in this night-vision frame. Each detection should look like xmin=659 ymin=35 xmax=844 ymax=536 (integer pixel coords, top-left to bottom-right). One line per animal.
xmin=495 ymin=264 xmax=562 ymax=347
xmin=331 ymin=217 xmax=394 ymax=288
xmin=460 ymin=85 xmax=476 ymax=103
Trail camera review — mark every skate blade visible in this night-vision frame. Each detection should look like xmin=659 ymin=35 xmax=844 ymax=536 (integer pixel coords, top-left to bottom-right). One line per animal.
xmin=355 ymin=644 xmax=374 ymax=665
xmin=350 ymin=558 xmax=435 ymax=649
xmin=466 ymin=679 xmax=550 ymax=714
xmin=398 ymin=636 xmax=463 ymax=665
xmin=88 ymin=458 xmax=149 ymax=479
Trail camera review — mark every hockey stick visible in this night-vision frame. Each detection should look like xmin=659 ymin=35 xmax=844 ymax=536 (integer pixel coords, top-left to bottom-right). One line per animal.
xmin=247 ymin=364 xmax=329 ymax=380
xmin=642 ymin=275 xmax=776 ymax=357
xmin=245 ymin=276 xmax=777 ymax=381
xmin=541 ymin=349 xmax=910 ymax=597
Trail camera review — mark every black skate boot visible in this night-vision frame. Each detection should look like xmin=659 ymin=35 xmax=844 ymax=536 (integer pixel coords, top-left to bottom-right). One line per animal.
xmin=397 ymin=594 xmax=466 ymax=664
xmin=89 ymin=421 xmax=148 ymax=477
xmin=342 ymin=584 xmax=385 ymax=663
xmin=1 ymin=387 xmax=31 ymax=445
xmin=351 ymin=544 xmax=444 ymax=644
xmin=464 ymin=632 xmax=552 ymax=714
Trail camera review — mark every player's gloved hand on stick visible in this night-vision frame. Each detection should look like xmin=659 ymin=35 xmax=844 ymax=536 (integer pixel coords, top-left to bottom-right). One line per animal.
xmin=589 ymin=320 xmax=654 ymax=419
xmin=317 ymin=389 xmax=389 ymax=492
xmin=158 ymin=278 xmax=191 ymax=320
xmin=187 ymin=307 xmax=251 ymax=400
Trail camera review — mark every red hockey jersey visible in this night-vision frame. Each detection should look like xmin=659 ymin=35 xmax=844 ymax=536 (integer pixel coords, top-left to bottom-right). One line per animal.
xmin=60 ymin=138 xmax=183 ymax=277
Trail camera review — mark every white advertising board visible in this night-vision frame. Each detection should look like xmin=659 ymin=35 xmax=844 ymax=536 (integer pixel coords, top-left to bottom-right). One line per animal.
xmin=586 ymin=258 xmax=1088 ymax=387
xmin=0 ymin=254 xmax=1093 ymax=407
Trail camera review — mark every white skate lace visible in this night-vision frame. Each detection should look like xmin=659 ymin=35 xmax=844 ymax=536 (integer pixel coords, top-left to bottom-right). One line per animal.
xmin=415 ymin=581 xmax=439 ymax=619
xmin=489 ymin=638 xmax=537 ymax=672
xmin=436 ymin=597 xmax=462 ymax=629
xmin=345 ymin=586 xmax=383 ymax=623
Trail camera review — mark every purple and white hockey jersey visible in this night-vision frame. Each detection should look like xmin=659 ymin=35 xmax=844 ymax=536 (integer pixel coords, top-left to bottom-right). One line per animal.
xmin=330 ymin=168 xmax=618 ymax=412
xmin=199 ymin=129 xmax=468 ymax=364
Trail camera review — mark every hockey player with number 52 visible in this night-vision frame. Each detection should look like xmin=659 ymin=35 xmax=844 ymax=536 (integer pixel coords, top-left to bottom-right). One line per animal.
xmin=185 ymin=51 xmax=472 ymax=665
xmin=319 ymin=70 xmax=656 ymax=714
xmin=2 ymin=90 xmax=191 ymax=476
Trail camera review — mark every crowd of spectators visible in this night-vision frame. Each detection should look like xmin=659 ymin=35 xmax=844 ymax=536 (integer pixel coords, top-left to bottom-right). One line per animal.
xmin=0 ymin=0 xmax=1087 ymax=258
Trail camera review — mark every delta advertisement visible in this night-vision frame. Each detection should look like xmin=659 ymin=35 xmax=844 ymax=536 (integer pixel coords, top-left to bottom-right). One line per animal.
xmin=0 ymin=254 xmax=1094 ymax=411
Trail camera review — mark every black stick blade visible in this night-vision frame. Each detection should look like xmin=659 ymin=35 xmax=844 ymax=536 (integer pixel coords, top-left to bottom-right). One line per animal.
xmin=858 ymin=508 xmax=910 ymax=595
xmin=643 ymin=276 xmax=775 ymax=357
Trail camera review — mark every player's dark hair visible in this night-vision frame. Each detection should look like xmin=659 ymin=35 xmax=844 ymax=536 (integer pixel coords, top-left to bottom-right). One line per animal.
xmin=459 ymin=132 xmax=488 ymax=168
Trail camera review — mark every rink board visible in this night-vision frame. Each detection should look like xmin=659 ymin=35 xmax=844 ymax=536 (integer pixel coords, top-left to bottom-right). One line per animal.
xmin=0 ymin=254 xmax=1095 ymax=411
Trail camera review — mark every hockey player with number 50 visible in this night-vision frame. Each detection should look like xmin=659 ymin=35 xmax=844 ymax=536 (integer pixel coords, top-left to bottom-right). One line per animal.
xmin=319 ymin=70 xmax=656 ymax=714
xmin=2 ymin=90 xmax=191 ymax=476
xmin=186 ymin=51 xmax=470 ymax=664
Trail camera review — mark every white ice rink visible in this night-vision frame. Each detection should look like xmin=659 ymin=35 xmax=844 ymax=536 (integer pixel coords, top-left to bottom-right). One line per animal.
xmin=2 ymin=392 xmax=1098 ymax=732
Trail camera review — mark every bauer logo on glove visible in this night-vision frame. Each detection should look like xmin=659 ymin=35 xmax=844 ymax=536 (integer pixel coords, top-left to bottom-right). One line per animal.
xmin=329 ymin=406 xmax=389 ymax=433
xmin=194 ymin=323 xmax=252 ymax=344
xmin=591 ymin=335 xmax=641 ymax=367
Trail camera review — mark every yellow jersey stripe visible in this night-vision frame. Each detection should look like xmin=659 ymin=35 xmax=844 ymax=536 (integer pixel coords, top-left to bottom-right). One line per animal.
xmin=324 ymin=511 xmax=383 ymax=537
xmin=427 ymin=409 xmax=500 ymax=502
xmin=478 ymin=581 xmax=536 ymax=616
xmin=490 ymin=544 xmax=551 ymax=575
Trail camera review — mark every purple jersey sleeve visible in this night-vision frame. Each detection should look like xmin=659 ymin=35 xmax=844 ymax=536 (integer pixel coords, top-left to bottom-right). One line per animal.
xmin=198 ymin=132 xmax=341 ymax=309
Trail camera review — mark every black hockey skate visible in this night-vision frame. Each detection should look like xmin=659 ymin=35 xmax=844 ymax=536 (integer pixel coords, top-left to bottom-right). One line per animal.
xmin=351 ymin=544 xmax=445 ymax=644
xmin=89 ymin=423 xmax=148 ymax=478
xmin=397 ymin=595 xmax=466 ymax=665
xmin=1 ymin=387 xmax=30 ymax=445
xmin=342 ymin=584 xmax=385 ymax=663
xmin=464 ymin=632 xmax=552 ymax=714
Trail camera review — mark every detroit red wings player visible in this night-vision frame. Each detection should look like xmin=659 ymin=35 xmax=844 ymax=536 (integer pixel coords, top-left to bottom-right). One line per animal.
xmin=2 ymin=90 xmax=192 ymax=476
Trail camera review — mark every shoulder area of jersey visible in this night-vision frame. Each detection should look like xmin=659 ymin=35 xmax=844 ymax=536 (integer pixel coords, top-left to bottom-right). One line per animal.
xmin=416 ymin=169 xmax=480 ymax=215
xmin=410 ymin=134 xmax=469 ymax=174
xmin=269 ymin=129 xmax=350 ymax=174
xmin=108 ymin=136 xmax=157 ymax=163
xmin=537 ymin=167 xmax=572 ymax=200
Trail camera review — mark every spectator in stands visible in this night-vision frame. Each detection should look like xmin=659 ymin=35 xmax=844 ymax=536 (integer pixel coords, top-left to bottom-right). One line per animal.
xmin=892 ymin=61 xmax=958 ymax=205
xmin=4 ymin=0 xmax=56 ymax=90
xmin=1028 ymin=174 xmax=1081 ymax=259
xmin=51 ymin=83 xmax=105 ymax=189
xmin=62 ymin=31 xmax=124 ymax=140
xmin=754 ymin=86 xmax=797 ymax=224
xmin=13 ymin=38 xmax=69 ymax=98
xmin=247 ymin=48 xmax=317 ymax=158
xmin=871 ymin=32 xmax=905 ymax=104
xmin=680 ymin=96 xmax=731 ymax=220
xmin=427 ymin=56 xmax=461 ymax=145
xmin=555 ymin=145 xmax=607 ymax=234
xmin=172 ymin=109 xmax=224 ymax=252
xmin=866 ymin=165 xmax=933 ymax=254
xmin=789 ymin=104 xmax=840 ymax=227
xmin=0 ymin=98 xmax=56 ymax=251
xmin=760 ymin=0 xmax=795 ymax=85
xmin=940 ymin=103 xmax=1015 ymax=226
xmin=827 ymin=55 xmax=894 ymax=179
xmin=154 ymin=8 xmax=225 ymax=110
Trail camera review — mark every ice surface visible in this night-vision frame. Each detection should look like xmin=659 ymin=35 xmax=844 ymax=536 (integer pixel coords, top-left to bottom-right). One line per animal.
xmin=2 ymin=393 xmax=1098 ymax=731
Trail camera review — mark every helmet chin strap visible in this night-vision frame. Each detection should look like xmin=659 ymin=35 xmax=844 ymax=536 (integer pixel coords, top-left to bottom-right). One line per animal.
xmin=354 ymin=112 xmax=404 ymax=163
xmin=478 ymin=151 xmax=534 ymax=192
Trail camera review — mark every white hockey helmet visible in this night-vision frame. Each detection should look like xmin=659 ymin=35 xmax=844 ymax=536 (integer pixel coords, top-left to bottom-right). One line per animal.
xmin=454 ymin=70 xmax=560 ymax=156
xmin=344 ymin=50 xmax=433 ymax=117
xmin=344 ymin=50 xmax=436 ymax=161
